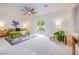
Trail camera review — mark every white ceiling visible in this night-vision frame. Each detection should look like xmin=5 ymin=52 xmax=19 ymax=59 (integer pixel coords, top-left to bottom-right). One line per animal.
xmin=0 ymin=3 xmax=77 ymax=16
xmin=0 ymin=3 xmax=77 ymax=28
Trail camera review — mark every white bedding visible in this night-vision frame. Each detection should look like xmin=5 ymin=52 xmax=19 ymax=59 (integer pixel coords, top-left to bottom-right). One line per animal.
xmin=0 ymin=34 xmax=71 ymax=55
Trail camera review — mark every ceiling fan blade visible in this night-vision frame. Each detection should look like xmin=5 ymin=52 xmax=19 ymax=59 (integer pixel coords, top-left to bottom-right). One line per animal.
xmin=23 ymin=12 xmax=29 ymax=15
xmin=25 ymin=7 xmax=30 ymax=12
xmin=25 ymin=7 xmax=28 ymax=10
xmin=28 ymin=8 xmax=31 ymax=11
xmin=24 ymin=12 xmax=27 ymax=15
xmin=31 ymin=9 xmax=34 ymax=12
xmin=31 ymin=12 xmax=37 ymax=15
xmin=32 ymin=12 xmax=37 ymax=13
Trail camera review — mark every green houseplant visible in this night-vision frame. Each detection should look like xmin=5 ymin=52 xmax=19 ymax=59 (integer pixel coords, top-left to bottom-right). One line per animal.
xmin=54 ymin=31 xmax=65 ymax=42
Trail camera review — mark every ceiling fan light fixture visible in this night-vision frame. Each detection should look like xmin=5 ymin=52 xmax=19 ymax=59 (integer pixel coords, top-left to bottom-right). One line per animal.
xmin=28 ymin=12 xmax=31 ymax=15
xmin=22 ymin=7 xmax=37 ymax=16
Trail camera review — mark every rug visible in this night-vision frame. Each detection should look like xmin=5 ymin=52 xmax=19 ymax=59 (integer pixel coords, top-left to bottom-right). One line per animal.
xmin=5 ymin=35 xmax=37 ymax=45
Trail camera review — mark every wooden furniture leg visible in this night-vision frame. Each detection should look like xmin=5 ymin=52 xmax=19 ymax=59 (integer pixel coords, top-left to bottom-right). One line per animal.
xmin=65 ymin=36 xmax=67 ymax=45
xmin=72 ymin=36 xmax=76 ymax=55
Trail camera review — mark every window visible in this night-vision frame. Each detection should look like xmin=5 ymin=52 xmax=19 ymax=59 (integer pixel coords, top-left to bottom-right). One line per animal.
xmin=37 ymin=20 xmax=45 ymax=31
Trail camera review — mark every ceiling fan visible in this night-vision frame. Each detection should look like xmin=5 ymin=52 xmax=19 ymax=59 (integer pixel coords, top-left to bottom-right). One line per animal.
xmin=22 ymin=7 xmax=37 ymax=15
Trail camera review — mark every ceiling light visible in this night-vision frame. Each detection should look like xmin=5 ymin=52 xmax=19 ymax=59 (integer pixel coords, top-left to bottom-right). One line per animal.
xmin=55 ymin=20 xmax=61 ymax=26
xmin=0 ymin=22 xmax=5 ymax=27
xmin=22 ymin=7 xmax=37 ymax=15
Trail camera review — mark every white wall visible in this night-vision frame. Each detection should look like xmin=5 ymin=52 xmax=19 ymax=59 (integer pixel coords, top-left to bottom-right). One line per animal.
xmin=31 ymin=10 xmax=71 ymax=35
xmin=77 ymin=5 xmax=79 ymax=35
